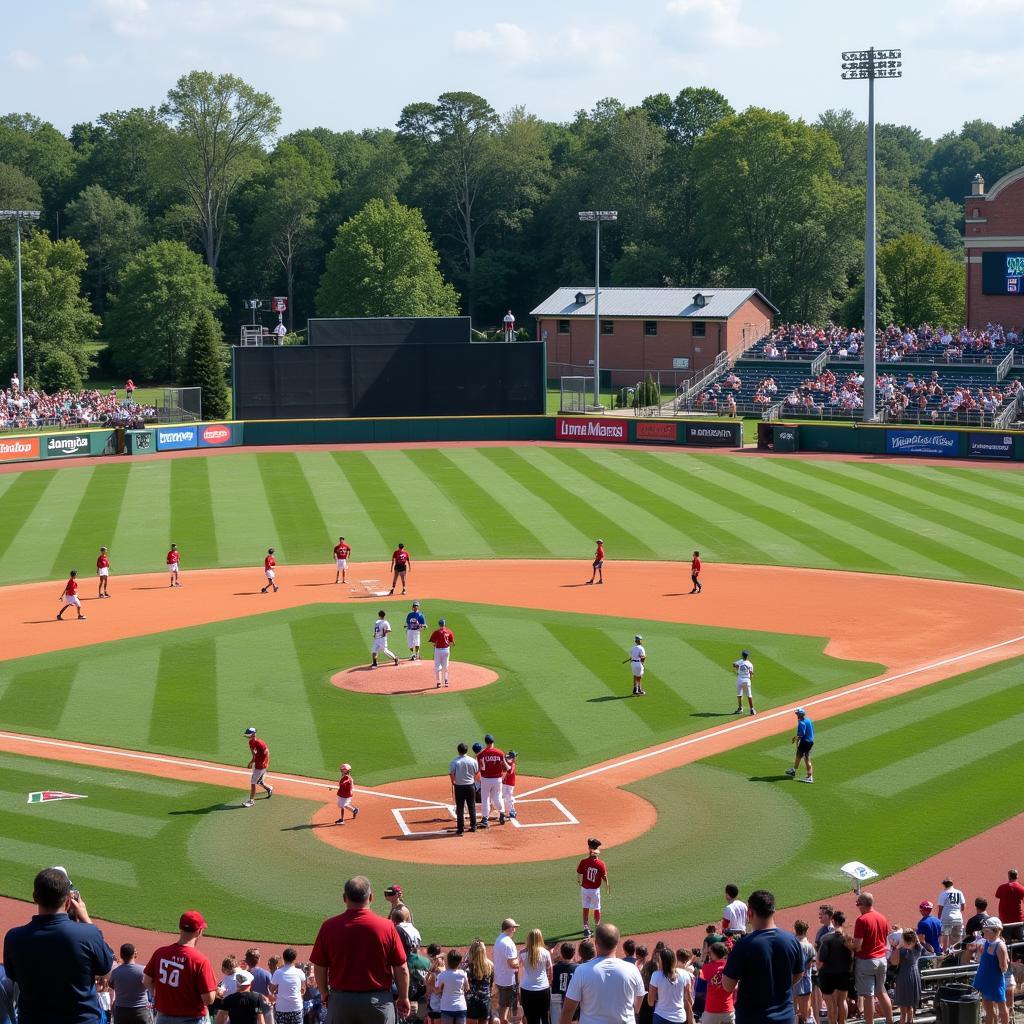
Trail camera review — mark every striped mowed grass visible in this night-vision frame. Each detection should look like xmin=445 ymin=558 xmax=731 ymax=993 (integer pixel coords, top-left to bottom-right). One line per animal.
xmin=0 ymin=603 xmax=878 ymax=784
xmin=1 ymin=449 xmax=1024 ymax=587
xmin=3 ymin=653 xmax=1022 ymax=944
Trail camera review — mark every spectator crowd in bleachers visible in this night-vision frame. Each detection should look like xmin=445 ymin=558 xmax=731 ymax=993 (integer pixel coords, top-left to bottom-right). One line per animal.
xmin=1 ymin=384 xmax=154 ymax=432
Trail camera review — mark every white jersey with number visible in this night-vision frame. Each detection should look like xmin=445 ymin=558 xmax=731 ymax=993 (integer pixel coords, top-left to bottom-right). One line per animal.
xmin=938 ymin=888 xmax=966 ymax=924
xmin=733 ymin=659 xmax=754 ymax=684
xmin=374 ymin=619 xmax=391 ymax=639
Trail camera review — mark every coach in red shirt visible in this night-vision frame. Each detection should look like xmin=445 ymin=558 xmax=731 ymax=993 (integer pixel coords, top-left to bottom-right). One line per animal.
xmin=144 ymin=909 xmax=218 ymax=1021
xmin=311 ymin=876 xmax=410 ymax=1024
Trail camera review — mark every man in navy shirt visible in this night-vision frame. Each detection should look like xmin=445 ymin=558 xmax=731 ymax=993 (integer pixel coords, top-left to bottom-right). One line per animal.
xmin=722 ymin=889 xmax=804 ymax=1024
xmin=785 ymin=707 xmax=815 ymax=783
xmin=916 ymin=901 xmax=943 ymax=957
xmin=3 ymin=867 xmax=114 ymax=1023
xmin=405 ymin=601 xmax=426 ymax=661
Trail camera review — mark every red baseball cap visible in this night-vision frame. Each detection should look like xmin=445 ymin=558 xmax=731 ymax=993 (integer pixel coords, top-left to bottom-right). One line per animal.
xmin=179 ymin=910 xmax=207 ymax=931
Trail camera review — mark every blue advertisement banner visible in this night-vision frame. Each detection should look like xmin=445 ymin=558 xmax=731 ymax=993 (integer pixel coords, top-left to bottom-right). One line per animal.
xmin=155 ymin=426 xmax=199 ymax=451
xmin=968 ymin=433 xmax=1014 ymax=460
xmin=885 ymin=430 xmax=958 ymax=457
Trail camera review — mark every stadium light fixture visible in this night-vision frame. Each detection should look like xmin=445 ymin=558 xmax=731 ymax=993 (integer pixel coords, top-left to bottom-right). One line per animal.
xmin=578 ymin=211 xmax=618 ymax=410
xmin=0 ymin=211 xmax=42 ymax=392
xmin=842 ymin=48 xmax=902 ymax=422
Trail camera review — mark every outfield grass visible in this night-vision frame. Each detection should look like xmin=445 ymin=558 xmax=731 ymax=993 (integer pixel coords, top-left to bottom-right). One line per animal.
xmin=4 ymin=651 xmax=1022 ymax=943
xmin=1 ymin=448 xmax=1024 ymax=588
xmin=0 ymin=603 xmax=878 ymax=784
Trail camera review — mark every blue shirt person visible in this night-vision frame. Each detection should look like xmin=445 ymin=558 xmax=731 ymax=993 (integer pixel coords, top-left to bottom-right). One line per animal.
xmin=916 ymin=906 xmax=943 ymax=955
xmin=787 ymin=708 xmax=815 ymax=782
xmin=404 ymin=601 xmax=426 ymax=659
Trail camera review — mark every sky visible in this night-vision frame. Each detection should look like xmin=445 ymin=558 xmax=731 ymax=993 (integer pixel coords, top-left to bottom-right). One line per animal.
xmin=3 ymin=0 xmax=1023 ymax=139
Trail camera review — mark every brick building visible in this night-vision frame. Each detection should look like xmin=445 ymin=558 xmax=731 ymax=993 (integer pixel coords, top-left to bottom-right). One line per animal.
xmin=531 ymin=287 xmax=777 ymax=384
xmin=964 ymin=168 xmax=1024 ymax=330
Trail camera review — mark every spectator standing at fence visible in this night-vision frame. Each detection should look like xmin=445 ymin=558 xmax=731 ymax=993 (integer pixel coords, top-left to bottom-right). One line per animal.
xmin=995 ymin=870 xmax=1024 ymax=943
xmin=270 ymin=948 xmax=307 ymax=1024
xmin=558 ymin=923 xmax=644 ymax=1024
xmin=851 ymin=893 xmax=893 ymax=1024
xmin=938 ymin=878 xmax=967 ymax=951
xmin=722 ymin=890 xmax=803 ymax=1024
xmin=143 ymin=910 xmax=218 ymax=1024
xmin=503 ymin=311 xmax=516 ymax=342
xmin=493 ymin=919 xmax=521 ymax=1024
xmin=125 ymin=379 xmax=135 ymax=401
xmin=110 ymin=943 xmax=154 ymax=1024
xmin=888 ymin=931 xmax=922 ymax=1024
xmin=972 ymin=918 xmax=1008 ymax=1023
xmin=3 ymin=867 xmax=114 ymax=1024
xmin=915 ymin=901 xmax=941 ymax=957
xmin=310 ymin=875 xmax=410 ymax=1024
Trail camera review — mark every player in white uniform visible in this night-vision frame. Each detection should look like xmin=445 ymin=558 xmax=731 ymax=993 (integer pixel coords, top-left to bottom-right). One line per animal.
xmin=371 ymin=610 xmax=400 ymax=667
xmin=733 ymin=649 xmax=755 ymax=715
xmin=623 ymin=634 xmax=646 ymax=696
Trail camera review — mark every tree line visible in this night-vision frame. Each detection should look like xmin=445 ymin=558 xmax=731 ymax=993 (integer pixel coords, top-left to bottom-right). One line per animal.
xmin=2 ymin=71 xmax=1022 ymax=390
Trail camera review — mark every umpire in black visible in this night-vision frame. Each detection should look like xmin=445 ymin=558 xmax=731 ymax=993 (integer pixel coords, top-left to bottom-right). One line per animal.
xmin=449 ymin=742 xmax=480 ymax=835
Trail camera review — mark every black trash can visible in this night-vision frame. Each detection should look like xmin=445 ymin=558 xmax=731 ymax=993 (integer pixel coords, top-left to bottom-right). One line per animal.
xmin=935 ymin=983 xmax=980 ymax=1023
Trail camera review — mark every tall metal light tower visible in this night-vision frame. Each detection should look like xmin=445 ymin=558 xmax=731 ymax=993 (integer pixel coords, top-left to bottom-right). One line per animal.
xmin=0 ymin=210 xmax=42 ymax=389
xmin=578 ymin=210 xmax=618 ymax=410
xmin=842 ymin=47 xmax=902 ymax=421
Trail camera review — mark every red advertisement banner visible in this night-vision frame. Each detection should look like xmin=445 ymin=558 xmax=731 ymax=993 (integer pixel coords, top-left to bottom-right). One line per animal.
xmin=636 ymin=421 xmax=677 ymax=442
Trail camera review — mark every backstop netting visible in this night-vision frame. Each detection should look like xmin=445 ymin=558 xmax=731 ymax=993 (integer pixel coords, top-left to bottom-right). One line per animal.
xmin=158 ymin=387 xmax=202 ymax=423
xmin=560 ymin=376 xmax=594 ymax=413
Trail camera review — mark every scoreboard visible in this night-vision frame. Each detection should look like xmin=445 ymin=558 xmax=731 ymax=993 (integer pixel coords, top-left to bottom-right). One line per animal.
xmin=982 ymin=251 xmax=1024 ymax=295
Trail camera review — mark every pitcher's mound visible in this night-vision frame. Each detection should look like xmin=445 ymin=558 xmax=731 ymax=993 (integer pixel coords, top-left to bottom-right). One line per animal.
xmin=331 ymin=660 xmax=499 ymax=695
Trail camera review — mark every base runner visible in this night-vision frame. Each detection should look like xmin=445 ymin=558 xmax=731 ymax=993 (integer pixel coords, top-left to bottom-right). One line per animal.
xmin=329 ymin=763 xmax=360 ymax=824
xmin=97 ymin=546 xmax=111 ymax=598
xmin=243 ymin=727 xmax=273 ymax=806
xmin=429 ymin=618 xmax=454 ymax=687
xmin=167 ymin=543 xmax=181 ymax=587
xmin=261 ymin=548 xmax=279 ymax=594
xmin=333 ymin=536 xmax=350 ymax=584
xmin=56 ymin=569 xmax=86 ymax=621
xmin=577 ymin=838 xmax=610 ymax=939
xmin=371 ymin=610 xmax=400 ymax=668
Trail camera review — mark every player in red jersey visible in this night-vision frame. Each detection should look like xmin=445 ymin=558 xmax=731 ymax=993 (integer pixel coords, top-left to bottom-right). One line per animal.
xmin=389 ymin=543 xmax=411 ymax=595
xmin=260 ymin=548 xmax=279 ymax=593
xmin=690 ymin=550 xmax=703 ymax=594
xmin=167 ymin=543 xmax=181 ymax=587
xmin=586 ymin=540 xmax=604 ymax=585
xmin=428 ymin=618 xmax=455 ymax=687
xmin=501 ymin=750 xmax=518 ymax=821
xmin=243 ymin=727 xmax=273 ymax=806
xmin=56 ymin=569 xmax=86 ymax=620
xmin=333 ymin=536 xmax=351 ymax=584
xmin=328 ymin=762 xmax=360 ymax=825
xmin=477 ymin=734 xmax=507 ymax=827
xmin=96 ymin=546 xmax=111 ymax=598
xmin=577 ymin=837 xmax=610 ymax=938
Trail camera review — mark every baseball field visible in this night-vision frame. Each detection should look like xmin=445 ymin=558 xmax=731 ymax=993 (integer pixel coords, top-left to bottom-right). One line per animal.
xmin=1 ymin=444 xmax=1024 ymax=946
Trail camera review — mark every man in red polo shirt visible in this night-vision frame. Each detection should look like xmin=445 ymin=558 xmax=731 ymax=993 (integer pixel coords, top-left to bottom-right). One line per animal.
xmin=144 ymin=910 xmax=218 ymax=1021
xmin=996 ymin=869 xmax=1024 ymax=942
xmin=851 ymin=892 xmax=892 ymax=1024
xmin=311 ymin=876 xmax=410 ymax=1024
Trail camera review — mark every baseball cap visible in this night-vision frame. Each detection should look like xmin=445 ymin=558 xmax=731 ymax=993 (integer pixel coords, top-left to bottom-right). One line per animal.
xmin=412 ymin=600 xmax=420 ymax=607
xmin=507 ymin=750 xmax=517 ymax=759
xmin=439 ymin=618 xmax=446 ymax=625
xmin=244 ymin=727 xmax=257 ymax=735
xmin=919 ymin=900 xmax=934 ymax=910
xmin=741 ymin=649 xmax=750 ymax=658
xmin=235 ymin=970 xmax=254 ymax=986
xmin=984 ymin=917 xmax=1004 ymax=930
xmin=179 ymin=910 xmax=207 ymax=931
xmin=795 ymin=707 xmax=806 ymax=717
xmin=385 ymin=885 xmax=403 ymax=897
xmin=587 ymin=837 xmax=602 ymax=849
xmin=472 ymin=742 xmax=483 ymax=753
xmin=596 ymin=538 xmax=603 ymax=544
xmin=340 ymin=763 xmax=351 ymax=772
xmin=484 ymin=734 xmax=494 ymax=743
xmin=635 ymin=634 xmax=643 ymax=642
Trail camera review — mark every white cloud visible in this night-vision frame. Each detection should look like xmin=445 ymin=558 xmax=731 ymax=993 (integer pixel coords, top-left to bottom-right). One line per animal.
xmin=8 ymin=49 xmax=42 ymax=71
xmin=453 ymin=21 xmax=629 ymax=70
xmin=665 ymin=0 xmax=764 ymax=48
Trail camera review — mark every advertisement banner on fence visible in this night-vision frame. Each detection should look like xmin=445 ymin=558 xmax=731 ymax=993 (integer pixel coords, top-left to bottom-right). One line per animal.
xmin=885 ymin=430 xmax=958 ymax=457
xmin=198 ymin=423 xmax=240 ymax=448
xmin=968 ymin=433 xmax=1014 ymax=460
xmin=127 ymin=429 xmax=155 ymax=455
xmin=555 ymin=417 xmax=627 ymax=443
xmin=684 ymin=422 xmax=741 ymax=447
xmin=155 ymin=426 xmax=199 ymax=451
xmin=0 ymin=436 xmax=40 ymax=462
xmin=42 ymin=434 xmax=92 ymax=459
xmin=635 ymin=421 xmax=678 ymax=443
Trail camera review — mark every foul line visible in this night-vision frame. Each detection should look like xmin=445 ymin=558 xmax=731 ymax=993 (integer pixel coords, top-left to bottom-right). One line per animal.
xmin=0 ymin=732 xmax=450 ymax=808
xmin=518 ymin=632 xmax=1024 ymax=800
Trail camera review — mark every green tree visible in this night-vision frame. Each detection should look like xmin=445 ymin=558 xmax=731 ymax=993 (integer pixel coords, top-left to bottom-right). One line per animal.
xmin=105 ymin=240 xmax=227 ymax=380
xmin=251 ymin=139 xmax=337 ymax=330
xmin=878 ymin=234 xmax=965 ymax=325
xmin=0 ymin=232 xmax=98 ymax=382
xmin=160 ymin=71 xmax=281 ymax=276
xmin=39 ymin=350 xmax=83 ymax=392
xmin=64 ymin=185 xmax=149 ymax=313
xmin=0 ymin=162 xmax=43 ymax=259
xmin=181 ymin=308 xmax=229 ymax=418
xmin=836 ymin=269 xmax=895 ymax=328
xmin=316 ymin=197 xmax=459 ymax=317
xmin=0 ymin=113 xmax=77 ymax=210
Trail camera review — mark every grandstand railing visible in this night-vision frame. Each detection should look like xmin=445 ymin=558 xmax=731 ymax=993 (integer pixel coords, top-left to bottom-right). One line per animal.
xmin=994 ymin=392 xmax=1022 ymax=429
xmin=1 ymin=411 xmax=156 ymax=434
xmin=884 ymin=407 xmax=1005 ymax=428
xmin=831 ymin=350 xmax=1006 ymax=366
xmin=997 ymin=347 xmax=1016 ymax=381
xmin=676 ymin=351 xmax=729 ymax=410
xmin=809 ymin=350 xmax=830 ymax=376
xmin=762 ymin=400 xmax=783 ymax=422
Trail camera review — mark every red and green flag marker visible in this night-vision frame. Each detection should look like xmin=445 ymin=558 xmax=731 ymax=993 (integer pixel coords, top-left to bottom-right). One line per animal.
xmin=27 ymin=791 xmax=87 ymax=804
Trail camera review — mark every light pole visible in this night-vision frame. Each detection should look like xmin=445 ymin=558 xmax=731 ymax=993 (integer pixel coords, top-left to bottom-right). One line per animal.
xmin=0 ymin=210 xmax=42 ymax=389
xmin=842 ymin=48 xmax=901 ymax=422
xmin=578 ymin=210 xmax=617 ymax=410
